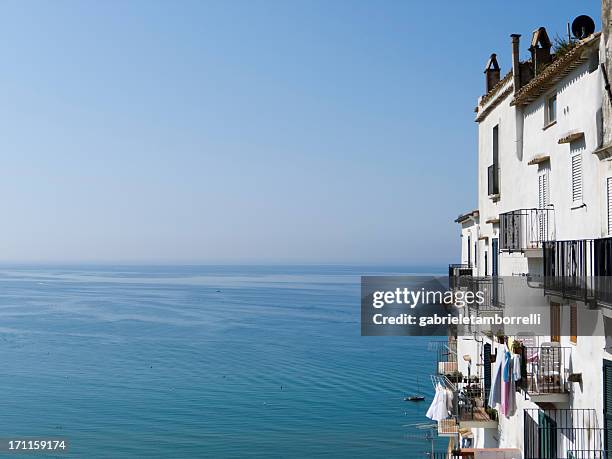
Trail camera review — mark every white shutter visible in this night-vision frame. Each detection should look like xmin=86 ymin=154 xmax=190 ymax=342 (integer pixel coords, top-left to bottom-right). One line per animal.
xmin=538 ymin=175 xmax=543 ymax=208
xmin=607 ymin=177 xmax=612 ymax=234
xmin=571 ymin=154 xmax=583 ymax=203
xmin=538 ymin=170 xmax=549 ymax=208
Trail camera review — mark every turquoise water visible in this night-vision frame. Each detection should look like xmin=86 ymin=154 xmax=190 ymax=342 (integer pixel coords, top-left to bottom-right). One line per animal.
xmin=0 ymin=266 xmax=444 ymax=458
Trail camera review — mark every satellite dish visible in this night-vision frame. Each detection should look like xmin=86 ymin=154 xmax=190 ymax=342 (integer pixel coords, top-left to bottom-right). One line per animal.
xmin=571 ymin=15 xmax=595 ymax=39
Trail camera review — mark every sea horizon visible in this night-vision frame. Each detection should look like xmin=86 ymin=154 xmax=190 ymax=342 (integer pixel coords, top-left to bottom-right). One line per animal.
xmin=0 ymin=264 xmax=446 ymax=458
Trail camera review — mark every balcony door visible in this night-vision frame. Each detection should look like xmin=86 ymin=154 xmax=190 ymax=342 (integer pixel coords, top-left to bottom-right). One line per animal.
xmin=538 ymin=411 xmax=557 ymax=459
xmin=467 ymin=236 xmax=471 ymax=267
xmin=484 ymin=343 xmax=491 ymax=407
xmin=492 ymin=238 xmax=499 ymax=276
xmin=605 ymin=360 xmax=612 ymax=455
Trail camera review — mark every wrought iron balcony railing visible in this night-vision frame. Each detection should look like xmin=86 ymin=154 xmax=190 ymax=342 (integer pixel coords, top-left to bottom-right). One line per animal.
xmin=500 ymin=208 xmax=555 ymax=252
xmin=519 ymin=345 xmax=571 ymax=401
xmin=448 ymin=263 xmax=472 ymax=290
xmin=524 ymin=408 xmax=607 ymax=459
xmin=466 ymin=277 xmax=504 ymax=313
xmin=432 ymin=340 xmax=457 ymax=376
xmin=543 ymin=237 xmax=612 ymax=305
xmin=454 ymin=376 xmax=498 ymax=428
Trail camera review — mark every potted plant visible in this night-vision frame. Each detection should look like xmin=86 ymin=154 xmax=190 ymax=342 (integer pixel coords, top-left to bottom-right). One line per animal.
xmin=448 ymin=371 xmax=463 ymax=383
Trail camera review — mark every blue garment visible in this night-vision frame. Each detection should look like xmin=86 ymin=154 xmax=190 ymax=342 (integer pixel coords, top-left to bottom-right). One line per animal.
xmin=488 ymin=351 xmax=504 ymax=407
xmin=503 ymin=350 xmax=512 ymax=382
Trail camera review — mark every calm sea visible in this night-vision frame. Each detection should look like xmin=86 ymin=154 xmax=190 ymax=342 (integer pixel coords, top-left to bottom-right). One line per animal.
xmin=0 ymin=265 xmax=446 ymax=458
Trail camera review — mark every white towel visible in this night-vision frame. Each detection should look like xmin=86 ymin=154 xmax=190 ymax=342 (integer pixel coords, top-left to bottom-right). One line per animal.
xmin=426 ymin=385 xmax=449 ymax=421
xmin=512 ymin=354 xmax=521 ymax=381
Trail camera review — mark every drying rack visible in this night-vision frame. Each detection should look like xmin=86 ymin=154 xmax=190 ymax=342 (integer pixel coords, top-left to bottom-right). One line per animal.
xmin=430 ymin=374 xmax=457 ymax=392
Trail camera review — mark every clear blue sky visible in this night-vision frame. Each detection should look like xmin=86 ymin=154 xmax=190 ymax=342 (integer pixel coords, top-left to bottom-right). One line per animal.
xmin=0 ymin=1 xmax=602 ymax=265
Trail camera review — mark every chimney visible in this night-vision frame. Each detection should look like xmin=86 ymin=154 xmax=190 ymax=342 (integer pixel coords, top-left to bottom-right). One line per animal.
xmin=484 ymin=54 xmax=501 ymax=93
xmin=511 ymin=34 xmax=521 ymax=92
xmin=529 ymin=27 xmax=552 ymax=76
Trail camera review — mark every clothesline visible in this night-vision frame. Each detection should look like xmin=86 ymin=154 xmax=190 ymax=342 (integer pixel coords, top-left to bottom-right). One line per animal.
xmin=430 ymin=374 xmax=457 ymax=392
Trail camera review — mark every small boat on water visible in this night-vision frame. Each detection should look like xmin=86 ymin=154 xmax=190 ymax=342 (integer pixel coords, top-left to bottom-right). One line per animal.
xmin=404 ymin=377 xmax=426 ymax=402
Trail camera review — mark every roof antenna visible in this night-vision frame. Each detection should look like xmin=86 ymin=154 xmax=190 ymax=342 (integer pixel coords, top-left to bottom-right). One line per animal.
xmin=571 ymin=15 xmax=596 ymax=40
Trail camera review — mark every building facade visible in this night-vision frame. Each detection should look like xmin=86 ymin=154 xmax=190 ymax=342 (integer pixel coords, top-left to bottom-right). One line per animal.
xmin=437 ymin=5 xmax=612 ymax=458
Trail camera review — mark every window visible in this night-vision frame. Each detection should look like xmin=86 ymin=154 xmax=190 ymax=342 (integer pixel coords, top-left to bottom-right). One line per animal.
xmin=571 ymin=154 xmax=583 ymax=204
xmin=488 ymin=125 xmax=500 ymax=197
xmin=546 ymin=94 xmax=557 ymax=125
xmin=538 ymin=169 xmax=550 ymax=208
xmin=493 ymin=125 xmax=499 ymax=165
xmin=570 ymin=304 xmax=577 ymax=344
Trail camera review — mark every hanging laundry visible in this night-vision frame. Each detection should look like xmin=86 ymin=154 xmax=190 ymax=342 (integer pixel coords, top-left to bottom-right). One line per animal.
xmin=446 ymin=387 xmax=454 ymax=412
xmin=501 ymin=346 xmax=512 ymax=416
xmin=503 ymin=347 xmax=512 ymax=382
xmin=488 ymin=347 xmax=504 ymax=407
xmin=426 ymin=384 xmax=449 ymax=422
xmin=512 ymin=353 xmax=521 ymax=382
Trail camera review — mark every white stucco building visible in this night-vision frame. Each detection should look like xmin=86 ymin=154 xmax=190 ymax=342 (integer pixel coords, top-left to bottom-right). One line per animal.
xmin=438 ymin=6 xmax=612 ymax=458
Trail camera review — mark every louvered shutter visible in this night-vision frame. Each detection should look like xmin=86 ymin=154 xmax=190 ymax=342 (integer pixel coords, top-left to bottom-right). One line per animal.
xmin=539 ymin=170 xmax=550 ymax=208
xmin=571 ymin=154 xmax=583 ymax=203
xmin=550 ymin=302 xmax=560 ymax=342
xmin=607 ymin=178 xmax=612 ymax=235
xmin=538 ymin=171 xmax=549 ymax=243
xmin=483 ymin=343 xmax=491 ymax=407
xmin=570 ymin=304 xmax=577 ymax=343
xmin=604 ymin=360 xmax=612 ymax=455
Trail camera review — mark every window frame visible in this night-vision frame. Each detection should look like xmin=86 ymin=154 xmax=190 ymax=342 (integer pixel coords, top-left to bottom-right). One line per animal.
xmin=545 ymin=93 xmax=557 ymax=127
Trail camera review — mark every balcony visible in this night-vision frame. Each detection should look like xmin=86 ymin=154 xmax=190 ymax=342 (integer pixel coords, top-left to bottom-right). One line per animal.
xmin=430 ymin=373 xmax=497 ymax=435
xmin=434 ymin=340 xmax=458 ymax=376
xmin=455 ymin=376 xmax=498 ymax=429
xmin=543 ymin=237 xmax=612 ymax=305
xmin=520 ymin=344 xmax=571 ymax=403
xmin=448 ymin=263 xmax=472 ymax=290
xmin=499 ymin=208 xmax=555 ymax=253
xmin=437 ymin=418 xmax=458 ymax=437
xmin=466 ymin=277 xmax=504 ymax=314
xmin=524 ymin=408 xmax=607 ymax=458
xmin=453 ymin=449 xmax=522 ymax=459
xmin=487 ymin=164 xmax=499 ymax=198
